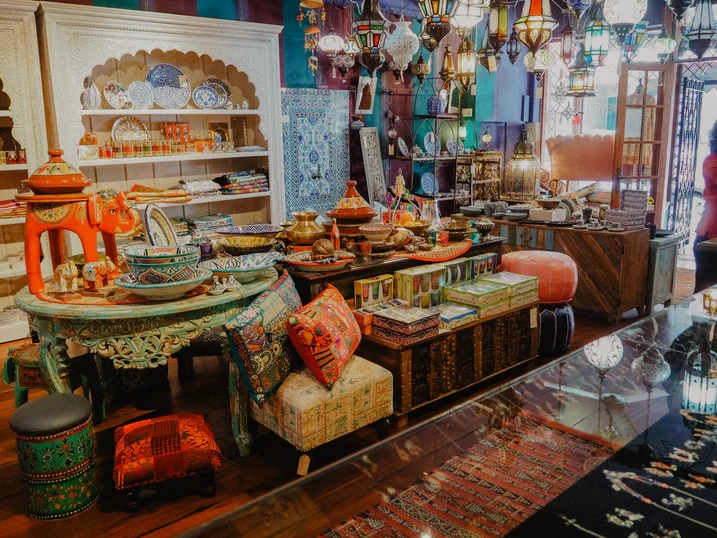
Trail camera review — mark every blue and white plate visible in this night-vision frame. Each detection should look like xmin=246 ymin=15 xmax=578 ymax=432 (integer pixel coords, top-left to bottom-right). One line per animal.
xmin=127 ymin=81 xmax=154 ymax=110
xmin=217 ymin=224 xmax=283 ymax=237
xmin=204 ymin=77 xmax=232 ymax=99
xmin=192 ymin=85 xmax=219 ymax=109
xmin=145 ymin=64 xmax=191 ymax=109
xmin=397 ymin=137 xmax=409 ymax=157
xmin=446 ymin=137 xmax=464 ymax=155
xmin=424 ymin=132 xmax=441 ymax=156
xmin=421 ymin=172 xmax=436 ymax=195
xmin=199 ymin=253 xmax=280 ymax=282
xmin=202 ymin=81 xmax=227 ymax=109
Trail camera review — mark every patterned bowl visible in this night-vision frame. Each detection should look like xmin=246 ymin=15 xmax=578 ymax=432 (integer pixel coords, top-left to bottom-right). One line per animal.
xmin=126 ymin=258 xmax=199 ymax=286
xmin=284 ymin=250 xmax=355 ymax=273
xmin=217 ymin=224 xmax=283 ymax=238
xmin=114 ymin=268 xmax=212 ymax=301
xmin=199 ymin=252 xmax=281 ymax=282
xmin=123 ymin=245 xmax=200 ymax=265
xmin=217 ymin=236 xmax=277 ymax=256
xmin=359 ymin=224 xmax=394 ymax=242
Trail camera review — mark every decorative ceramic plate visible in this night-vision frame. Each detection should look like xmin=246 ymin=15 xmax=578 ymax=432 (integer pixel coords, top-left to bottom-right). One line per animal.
xmin=424 ymin=132 xmax=440 ymax=156
xmin=127 ymin=81 xmax=155 ymax=110
xmin=114 ymin=268 xmax=211 ymax=301
xmin=192 ymin=85 xmax=219 ymax=109
xmin=202 ymin=81 xmax=227 ymax=108
xmin=446 ymin=137 xmax=464 ymax=155
xmin=397 ymin=137 xmax=409 ymax=157
xmin=285 ymin=251 xmax=355 ymax=273
xmin=103 ymin=80 xmax=130 ymax=110
xmin=204 ymin=78 xmax=232 ymax=99
xmin=146 ymin=64 xmax=191 ymax=109
xmin=111 ymin=116 xmax=150 ymax=142
xmin=421 ymin=172 xmax=435 ymax=195
xmin=460 ymin=205 xmax=484 ymax=217
xmin=144 ymin=204 xmax=179 ymax=246
xmin=199 ymin=253 xmax=281 ymax=282
xmin=217 ymin=224 xmax=283 ymax=238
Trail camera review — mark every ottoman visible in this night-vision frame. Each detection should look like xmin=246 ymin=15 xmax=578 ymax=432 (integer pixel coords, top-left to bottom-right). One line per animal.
xmin=539 ymin=303 xmax=575 ymax=355
xmin=113 ymin=413 xmax=222 ymax=512
xmin=9 ymin=393 xmax=98 ymax=520
xmin=501 ymin=251 xmax=578 ymax=304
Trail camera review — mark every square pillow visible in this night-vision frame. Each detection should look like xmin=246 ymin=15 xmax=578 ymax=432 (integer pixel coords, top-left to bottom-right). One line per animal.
xmin=225 ymin=270 xmax=302 ymax=406
xmin=286 ymin=284 xmax=361 ymax=389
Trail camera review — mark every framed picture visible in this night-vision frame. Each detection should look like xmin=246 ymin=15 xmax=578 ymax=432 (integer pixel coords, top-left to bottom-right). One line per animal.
xmin=359 ymin=127 xmax=386 ymax=206
xmin=209 ymin=122 xmax=230 ymax=143
xmin=355 ymin=76 xmax=377 ymax=115
xmin=448 ymin=84 xmax=475 ymax=118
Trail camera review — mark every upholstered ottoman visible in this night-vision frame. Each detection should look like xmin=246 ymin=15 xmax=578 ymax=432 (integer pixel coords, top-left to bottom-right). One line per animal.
xmin=501 ymin=251 xmax=578 ymax=304
xmin=539 ymin=303 xmax=575 ymax=355
xmin=9 ymin=393 xmax=98 ymax=520
xmin=113 ymin=413 xmax=222 ymax=512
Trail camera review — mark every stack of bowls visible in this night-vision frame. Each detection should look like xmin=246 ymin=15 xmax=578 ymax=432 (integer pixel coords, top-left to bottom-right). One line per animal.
xmin=123 ymin=245 xmax=201 ymax=285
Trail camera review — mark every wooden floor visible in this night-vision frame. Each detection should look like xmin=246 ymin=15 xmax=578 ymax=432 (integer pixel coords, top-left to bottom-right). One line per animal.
xmin=0 ymin=308 xmax=630 ymax=538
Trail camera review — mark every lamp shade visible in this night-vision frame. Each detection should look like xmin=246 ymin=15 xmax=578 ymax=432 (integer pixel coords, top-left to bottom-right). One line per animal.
xmin=450 ymin=0 xmax=485 ymax=38
xmin=385 ymin=18 xmax=420 ymax=77
xmin=488 ymin=0 xmax=510 ymax=52
xmin=352 ymin=0 xmax=388 ymax=74
xmin=318 ymin=26 xmax=345 ymax=57
xmin=603 ymin=0 xmax=648 ymax=43
xmin=514 ymin=0 xmax=558 ymax=55
xmin=682 ymin=340 xmax=717 ymax=415
xmin=585 ymin=335 xmax=623 ymax=371
xmin=687 ymin=0 xmax=716 ymax=61
xmin=502 ymin=125 xmax=541 ymax=201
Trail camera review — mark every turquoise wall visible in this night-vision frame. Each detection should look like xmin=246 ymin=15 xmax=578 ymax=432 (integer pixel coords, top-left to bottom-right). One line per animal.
xmin=197 ymin=0 xmax=235 ymax=20
xmin=92 ymin=0 xmax=138 ymax=9
xmin=283 ymin=0 xmax=318 ymax=89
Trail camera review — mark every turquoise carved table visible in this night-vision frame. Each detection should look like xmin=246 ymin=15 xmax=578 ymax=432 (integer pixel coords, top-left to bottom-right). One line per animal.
xmin=14 ymin=269 xmax=277 ymax=442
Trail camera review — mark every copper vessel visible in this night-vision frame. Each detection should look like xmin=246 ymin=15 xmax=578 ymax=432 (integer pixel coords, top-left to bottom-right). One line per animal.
xmin=285 ymin=211 xmax=326 ymax=245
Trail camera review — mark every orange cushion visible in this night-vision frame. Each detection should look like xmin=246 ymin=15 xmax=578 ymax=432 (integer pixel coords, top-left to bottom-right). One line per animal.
xmin=501 ymin=251 xmax=578 ymax=304
xmin=286 ymin=285 xmax=362 ymax=389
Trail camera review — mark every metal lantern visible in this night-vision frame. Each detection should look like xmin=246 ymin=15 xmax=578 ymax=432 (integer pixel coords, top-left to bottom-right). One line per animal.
xmin=514 ymin=0 xmax=558 ymax=56
xmin=560 ymin=22 xmax=574 ymax=66
xmin=567 ymin=44 xmax=596 ymax=97
xmin=439 ymin=43 xmax=457 ymax=81
xmin=623 ymin=20 xmax=648 ymax=64
xmin=456 ymin=38 xmax=477 ymax=86
xmin=419 ymin=0 xmax=459 ymax=52
xmin=654 ymin=28 xmax=677 ymax=64
xmin=318 ymin=25 xmax=345 ymax=57
xmin=450 ymin=0 xmax=485 ymax=39
xmin=584 ymin=1 xmax=611 ymax=68
xmin=385 ymin=17 xmax=420 ymax=82
xmin=352 ymin=0 xmax=388 ymax=75
xmin=411 ymin=54 xmax=432 ymax=82
xmin=507 ymin=28 xmax=522 ymax=64
xmin=502 ymin=125 xmax=541 ymax=201
xmin=687 ymin=0 xmax=716 ymax=61
xmin=566 ymin=0 xmax=594 ymax=18
xmin=488 ymin=0 xmax=510 ymax=52
xmin=682 ymin=339 xmax=717 ymax=415
xmin=478 ymin=19 xmax=502 ymax=71
xmin=603 ymin=0 xmax=648 ymax=44
xmin=667 ymin=0 xmax=695 ymax=22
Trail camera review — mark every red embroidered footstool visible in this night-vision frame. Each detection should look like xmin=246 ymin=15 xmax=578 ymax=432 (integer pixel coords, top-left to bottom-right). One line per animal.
xmin=113 ymin=413 xmax=222 ymax=512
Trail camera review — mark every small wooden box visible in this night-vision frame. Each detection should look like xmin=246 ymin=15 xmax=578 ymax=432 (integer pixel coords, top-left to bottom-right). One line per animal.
xmin=372 ymin=307 xmax=440 ymax=346
xmin=353 ymin=299 xmax=408 ymax=335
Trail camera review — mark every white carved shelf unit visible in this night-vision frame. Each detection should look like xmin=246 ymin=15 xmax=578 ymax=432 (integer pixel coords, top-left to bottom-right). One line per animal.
xmin=0 ymin=0 xmax=49 ymax=332
xmin=38 ymin=3 xmax=286 ymax=231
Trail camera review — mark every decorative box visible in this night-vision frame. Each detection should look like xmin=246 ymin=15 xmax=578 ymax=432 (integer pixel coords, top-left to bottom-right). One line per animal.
xmin=444 ymin=280 xmax=509 ymax=308
xmin=434 ymin=303 xmax=479 ymax=330
xmin=529 ymin=208 xmax=566 ymax=222
xmin=510 ymin=290 xmax=540 ymax=309
xmin=353 ymin=299 xmax=408 ymax=335
xmin=372 ymin=306 xmax=440 ymax=346
xmin=439 ymin=257 xmax=472 ymax=288
xmin=474 ymin=298 xmax=511 ymax=320
xmin=395 ymin=265 xmax=446 ymax=308
xmin=466 ymin=253 xmax=498 ymax=279
xmin=478 ymin=271 xmax=538 ymax=297
xmin=354 ymin=274 xmax=394 ymax=309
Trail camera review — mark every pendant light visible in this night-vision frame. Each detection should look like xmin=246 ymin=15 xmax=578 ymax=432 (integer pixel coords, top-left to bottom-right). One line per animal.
xmin=583 ymin=0 xmax=611 ymax=67
xmin=603 ymin=0 xmax=648 ymax=45
xmin=654 ymin=28 xmax=677 ymax=64
xmin=319 ymin=26 xmax=345 ymax=58
xmin=503 ymin=125 xmax=541 ymax=201
xmin=560 ymin=21 xmax=574 ymax=66
xmin=333 ymin=52 xmax=355 ymax=80
xmin=682 ymin=338 xmax=717 ymax=415
xmin=352 ymin=0 xmax=388 ymax=75
xmin=566 ymin=0 xmax=594 ymax=19
xmin=456 ymin=37 xmax=477 ymax=86
xmin=418 ymin=0 xmax=459 ymax=52
xmin=667 ymin=0 xmax=695 ymax=22
xmin=488 ymin=0 xmax=510 ymax=52
xmin=439 ymin=43 xmax=457 ymax=81
xmin=450 ymin=0 xmax=485 ymax=38
xmin=385 ymin=15 xmax=420 ymax=82
xmin=514 ymin=0 xmax=558 ymax=56
xmin=686 ymin=0 xmax=716 ymax=60
xmin=411 ymin=54 xmax=432 ymax=82
xmin=478 ymin=19 xmax=501 ymax=70
xmin=567 ymin=42 xmax=596 ymax=97
xmin=623 ymin=20 xmax=648 ymax=64
xmin=507 ymin=28 xmax=522 ymax=64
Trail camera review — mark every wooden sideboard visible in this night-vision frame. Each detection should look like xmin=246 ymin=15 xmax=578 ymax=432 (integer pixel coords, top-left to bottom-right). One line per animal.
xmin=494 ymin=222 xmax=649 ymax=324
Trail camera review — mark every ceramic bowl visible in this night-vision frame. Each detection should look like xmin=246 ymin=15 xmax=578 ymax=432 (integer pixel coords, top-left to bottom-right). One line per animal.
xmin=199 ymin=252 xmax=281 ymax=282
xmin=126 ymin=259 xmax=199 ymax=286
xmin=284 ymin=251 xmax=355 ymax=273
xmin=504 ymin=212 xmax=528 ymax=222
xmin=359 ymin=223 xmax=394 ymax=242
xmin=401 ymin=220 xmax=430 ymax=236
xmin=460 ymin=205 xmax=484 ymax=217
xmin=114 ymin=268 xmax=211 ymax=301
xmin=123 ymin=245 xmax=200 ymax=265
xmin=217 ymin=236 xmax=277 ymax=256
xmin=217 ymin=224 xmax=283 ymax=238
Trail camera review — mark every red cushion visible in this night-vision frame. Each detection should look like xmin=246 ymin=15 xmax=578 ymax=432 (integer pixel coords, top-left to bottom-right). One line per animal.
xmin=113 ymin=413 xmax=221 ymax=490
xmin=501 ymin=251 xmax=578 ymax=304
xmin=286 ymin=285 xmax=362 ymax=389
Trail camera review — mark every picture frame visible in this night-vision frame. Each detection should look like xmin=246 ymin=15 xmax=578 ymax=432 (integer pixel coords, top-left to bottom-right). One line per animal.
xmin=355 ymin=76 xmax=377 ymax=115
xmin=448 ymin=84 xmax=475 ymax=118
xmin=359 ymin=127 xmax=386 ymax=206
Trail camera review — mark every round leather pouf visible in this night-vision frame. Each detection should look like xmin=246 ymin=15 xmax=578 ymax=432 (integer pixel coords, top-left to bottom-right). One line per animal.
xmin=539 ymin=303 xmax=575 ymax=356
xmin=9 ymin=393 xmax=97 ymax=520
xmin=501 ymin=251 xmax=578 ymax=304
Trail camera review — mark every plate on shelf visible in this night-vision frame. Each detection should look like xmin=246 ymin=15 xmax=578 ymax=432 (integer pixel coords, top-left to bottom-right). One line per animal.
xmin=203 ymin=81 xmax=228 ymax=109
xmin=446 ymin=137 xmax=464 ymax=155
xmin=111 ymin=116 xmax=150 ymax=141
xmin=423 ymin=132 xmax=440 ymax=157
xmin=192 ymin=85 xmax=220 ymax=109
xmin=103 ymin=80 xmax=130 ymax=110
xmin=397 ymin=137 xmax=409 ymax=157
xmin=204 ymin=77 xmax=232 ymax=99
xmin=114 ymin=268 xmax=211 ymax=301
xmin=145 ymin=64 xmax=191 ymax=109
xmin=421 ymin=172 xmax=435 ymax=195
xmin=143 ymin=204 xmax=179 ymax=246
xmin=127 ymin=81 xmax=154 ymax=110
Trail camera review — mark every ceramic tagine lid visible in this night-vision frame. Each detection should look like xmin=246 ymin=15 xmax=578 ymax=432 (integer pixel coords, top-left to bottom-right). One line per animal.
xmin=326 ymin=180 xmax=377 ymax=223
xmin=23 ymin=149 xmax=92 ymax=195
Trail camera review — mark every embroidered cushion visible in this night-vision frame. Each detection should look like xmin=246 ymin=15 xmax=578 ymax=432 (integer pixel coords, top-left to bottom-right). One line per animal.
xmin=113 ymin=413 xmax=221 ymax=490
xmin=225 ymin=270 xmax=302 ymax=406
xmin=286 ymin=284 xmax=361 ymax=389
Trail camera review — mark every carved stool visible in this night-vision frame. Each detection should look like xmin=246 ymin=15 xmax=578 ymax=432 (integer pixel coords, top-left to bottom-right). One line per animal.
xmin=113 ymin=413 xmax=222 ymax=512
xmin=9 ymin=393 xmax=98 ymax=520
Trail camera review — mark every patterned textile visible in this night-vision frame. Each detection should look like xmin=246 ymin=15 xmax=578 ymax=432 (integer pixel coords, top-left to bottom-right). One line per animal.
xmin=501 ymin=250 xmax=578 ymax=304
xmin=282 ymin=89 xmax=350 ymax=216
xmin=250 ymin=356 xmax=393 ymax=453
xmin=539 ymin=303 xmax=575 ymax=355
xmin=225 ymin=270 xmax=302 ymax=406
xmin=287 ymin=285 xmax=361 ymax=389
xmin=113 ymin=413 xmax=221 ymax=490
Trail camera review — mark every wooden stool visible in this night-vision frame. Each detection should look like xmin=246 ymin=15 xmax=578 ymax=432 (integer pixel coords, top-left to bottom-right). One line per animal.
xmin=113 ymin=413 xmax=222 ymax=512
xmin=9 ymin=393 xmax=98 ymax=520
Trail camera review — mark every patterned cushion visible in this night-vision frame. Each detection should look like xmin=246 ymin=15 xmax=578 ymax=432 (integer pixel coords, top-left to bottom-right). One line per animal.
xmin=286 ymin=284 xmax=362 ymax=389
xmin=113 ymin=413 xmax=221 ymax=490
xmin=225 ymin=271 xmax=302 ymax=406
xmin=250 ymin=355 xmax=393 ymax=452
xmin=501 ymin=251 xmax=579 ymax=304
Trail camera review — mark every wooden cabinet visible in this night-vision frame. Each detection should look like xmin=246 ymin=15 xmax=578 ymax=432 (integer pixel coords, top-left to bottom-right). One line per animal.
xmin=646 ymin=233 xmax=683 ymax=314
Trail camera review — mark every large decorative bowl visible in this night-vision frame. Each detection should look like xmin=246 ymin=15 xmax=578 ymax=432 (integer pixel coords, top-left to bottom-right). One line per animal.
xmin=199 ymin=252 xmax=281 ymax=282
xmin=400 ymin=220 xmax=430 ymax=236
xmin=126 ymin=259 xmax=199 ymax=286
xmin=504 ymin=212 xmax=529 ymax=222
xmin=217 ymin=224 xmax=283 ymax=238
xmin=114 ymin=268 xmax=211 ymax=301
xmin=123 ymin=245 xmax=200 ymax=265
xmin=460 ymin=205 xmax=484 ymax=217
xmin=359 ymin=223 xmax=394 ymax=242
xmin=284 ymin=251 xmax=355 ymax=273
xmin=217 ymin=236 xmax=277 ymax=256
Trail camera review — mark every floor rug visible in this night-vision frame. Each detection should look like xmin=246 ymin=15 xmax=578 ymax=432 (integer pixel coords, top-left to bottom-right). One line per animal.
xmin=322 ymin=411 xmax=613 ymax=537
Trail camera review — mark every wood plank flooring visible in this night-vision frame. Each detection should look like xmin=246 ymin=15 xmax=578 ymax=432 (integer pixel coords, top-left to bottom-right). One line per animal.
xmin=0 ymin=307 xmax=628 ymax=537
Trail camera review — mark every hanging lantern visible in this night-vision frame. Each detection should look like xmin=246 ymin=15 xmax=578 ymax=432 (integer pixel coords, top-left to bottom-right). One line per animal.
xmin=318 ymin=25 xmax=345 ymax=58
xmin=567 ymin=43 xmax=596 ymax=97
xmin=623 ymin=20 xmax=648 ymax=64
xmin=654 ymin=28 xmax=677 ymax=64
xmin=667 ymin=0 xmax=695 ymax=22
xmin=333 ymin=52 xmax=355 ymax=80
xmin=450 ymin=0 xmax=485 ymax=39
xmin=560 ymin=22 xmax=574 ymax=66
xmin=603 ymin=0 xmax=648 ymax=45
xmin=583 ymin=1 xmax=611 ymax=67
xmin=514 ymin=0 xmax=558 ymax=56
xmin=488 ymin=0 xmax=510 ymax=52
xmin=687 ymin=0 xmax=716 ymax=61
xmin=682 ymin=339 xmax=717 ymax=415
xmin=585 ymin=335 xmax=624 ymax=372
xmin=478 ymin=20 xmax=502 ymax=71
xmin=502 ymin=125 xmax=541 ymax=201
xmin=343 ymin=36 xmax=360 ymax=56
xmin=297 ymin=0 xmax=325 ymax=27
xmin=456 ymin=38 xmax=477 ymax=86
xmin=352 ymin=0 xmax=388 ymax=75
xmin=566 ymin=0 xmax=594 ymax=19
xmin=439 ymin=44 xmax=457 ymax=81
xmin=418 ymin=0 xmax=459 ymax=52
xmin=506 ymin=28 xmax=521 ymax=64
xmin=385 ymin=16 xmax=420 ymax=82
xmin=411 ymin=54 xmax=432 ymax=83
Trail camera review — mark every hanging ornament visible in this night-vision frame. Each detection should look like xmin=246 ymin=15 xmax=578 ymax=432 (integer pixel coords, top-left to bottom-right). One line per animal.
xmin=687 ymin=0 xmax=716 ymax=60
xmin=488 ymin=0 xmax=510 ymax=52
xmin=304 ymin=19 xmax=322 ymax=75
xmin=385 ymin=15 xmax=420 ymax=82
xmin=333 ymin=52 xmax=356 ymax=81
xmin=654 ymin=29 xmax=677 ymax=64
xmin=514 ymin=0 xmax=558 ymax=56
xmin=566 ymin=0 xmax=594 ymax=19
xmin=478 ymin=19 xmax=501 ymax=71
xmin=318 ymin=25 xmax=345 ymax=58
xmin=583 ymin=0 xmax=611 ymax=67
xmin=667 ymin=0 xmax=694 ymax=22
xmin=450 ymin=0 xmax=485 ymax=39
xmin=623 ymin=20 xmax=648 ymax=64
xmin=507 ymin=28 xmax=522 ymax=64
xmin=603 ymin=0 xmax=648 ymax=46
xmin=560 ymin=21 xmax=574 ymax=66
xmin=352 ymin=0 xmax=388 ymax=75
xmin=418 ymin=0 xmax=460 ymax=53
xmin=298 ymin=0 xmax=325 ymax=27
xmin=439 ymin=44 xmax=457 ymax=81
xmin=411 ymin=53 xmax=432 ymax=83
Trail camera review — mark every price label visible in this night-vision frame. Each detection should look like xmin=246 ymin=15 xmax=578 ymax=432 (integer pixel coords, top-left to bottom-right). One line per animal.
xmin=530 ymin=307 xmax=538 ymax=329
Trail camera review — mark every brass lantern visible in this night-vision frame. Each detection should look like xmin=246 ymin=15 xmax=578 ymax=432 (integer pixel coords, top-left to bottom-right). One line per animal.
xmin=419 ymin=0 xmax=459 ymax=52
xmin=502 ymin=125 xmax=541 ymax=201
xmin=411 ymin=54 xmax=432 ymax=82
xmin=439 ymin=44 xmax=457 ymax=81
xmin=514 ymin=0 xmax=558 ymax=56
xmin=352 ymin=0 xmax=388 ymax=75
xmin=488 ymin=0 xmax=510 ymax=52
xmin=456 ymin=38 xmax=477 ymax=86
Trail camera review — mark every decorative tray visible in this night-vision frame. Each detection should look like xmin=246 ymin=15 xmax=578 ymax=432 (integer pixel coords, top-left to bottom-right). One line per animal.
xmin=144 ymin=203 xmax=178 ymax=246
xmin=111 ymin=116 xmax=150 ymax=142
xmin=114 ymin=268 xmax=211 ymax=301
xmin=285 ymin=251 xmax=355 ymax=273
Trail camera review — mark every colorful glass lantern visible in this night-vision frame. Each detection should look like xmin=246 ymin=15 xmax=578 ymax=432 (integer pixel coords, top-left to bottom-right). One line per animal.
xmin=584 ymin=2 xmax=611 ymax=68
xmin=450 ymin=0 xmax=485 ymax=39
xmin=488 ymin=0 xmax=510 ymax=52
xmin=654 ymin=28 xmax=677 ymax=64
xmin=411 ymin=54 xmax=432 ymax=82
xmin=682 ymin=339 xmax=717 ymax=415
xmin=514 ymin=0 xmax=558 ymax=56
xmin=419 ymin=0 xmax=459 ymax=52
xmin=439 ymin=44 xmax=457 ymax=81
xmin=567 ymin=42 xmax=595 ymax=96
xmin=506 ymin=28 xmax=521 ymax=64
xmin=667 ymin=0 xmax=694 ymax=22
xmin=623 ymin=20 xmax=648 ymax=64
xmin=603 ymin=0 xmax=648 ymax=44
xmin=385 ymin=16 xmax=420 ymax=82
xmin=687 ymin=0 xmax=716 ymax=61
xmin=502 ymin=125 xmax=541 ymax=201
xmin=456 ymin=38 xmax=477 ymax=86
xmin=560 ymin=22 xmax=574 ymax=66
xmin=585 ymin=335 xmax=624 ymax=372
xmin=478 ymin=19 xmax=501 ymax=71
xmin=352 ymin=0 xmax=388 ymax=75
xmin=566 ymin=0 xmax=593 ymax=18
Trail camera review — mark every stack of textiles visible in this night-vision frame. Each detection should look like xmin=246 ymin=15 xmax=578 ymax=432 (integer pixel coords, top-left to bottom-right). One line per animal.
xmin=127 ymin=185 xmax=192 ymax=205
xmin=177 ymin=179 xmax=222 ymax=198
xmin=213 ymin=169 xmax=269 ymax=195
xmin=170 ymin=218 xmax=191 ymax=238
xmin=185 ymin=214 xmax=233 ymax=235
xmin=0 ymin=200 xmax=25 ymax=220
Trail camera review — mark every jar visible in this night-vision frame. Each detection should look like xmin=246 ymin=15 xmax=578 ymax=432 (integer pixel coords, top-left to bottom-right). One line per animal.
xmin=285 ymin=211 xmax=326 ymax=245
xmin=142 ymin=139 xmax=152 ymax=157
xmin=122 ymin=140 xmax=135 ymax=158
xmin=152 ymin=139 xmax=162 ymax=156
xmin=112 ymin=141 xmax=123 ymax=158
xmin=422 ymin=199 xmax=441 ymax=231
xmin=99 ymin=143 xmax=112 ymax=159
xmin=162 ymin=139 xmax=172 ymax=156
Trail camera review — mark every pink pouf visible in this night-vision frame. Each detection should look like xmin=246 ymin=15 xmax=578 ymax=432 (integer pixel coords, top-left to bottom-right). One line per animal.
xmin=501 ymin=251 xmax=578 ymax=304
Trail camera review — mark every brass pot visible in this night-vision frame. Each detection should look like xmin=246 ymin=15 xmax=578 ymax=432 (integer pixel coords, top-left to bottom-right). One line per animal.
xmin=286 ymin=211 xmax=326 ymax=245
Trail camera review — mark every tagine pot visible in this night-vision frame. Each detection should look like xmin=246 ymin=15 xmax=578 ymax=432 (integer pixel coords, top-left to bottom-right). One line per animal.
xmin=326 ymin=180 xmax=377 ymax=224
xmin=286 ymin=211 xmax=326 ymax=245
xmin=23 ymin=149 xmax=92 ymax=195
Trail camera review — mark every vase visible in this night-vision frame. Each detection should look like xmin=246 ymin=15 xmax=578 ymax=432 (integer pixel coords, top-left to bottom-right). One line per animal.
xmin=80 ymin=76 xmax=101 ymax=110
xmin=286 ymin=211 xmax=326 ymax=245
xmin=427 ymin=92 xmax=447 ymax=115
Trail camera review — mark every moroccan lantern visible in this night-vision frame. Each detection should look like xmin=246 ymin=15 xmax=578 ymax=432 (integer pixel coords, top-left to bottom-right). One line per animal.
xmin=333 ymin=52 xmax=355 ymax=80
xmin=583 ymin=0 xmax=611 ymax=67
xmin=667 ymin=0 xmax=695 ymax=22
xmin=567 ymin=43 xmax=596 ymax=97
xmin=514 ymin=0 xmax=558 ymax=56
xmin=456 ymin=38 xmax=477 ymax=86
xmin=418 ymin=0 xmax=459 ymax=52
xmin=623 ymin=20 xmax=648 ymax=64
xmin=478 ymin=19 xmax=501 ymax=71
xmin=506 ymin=28 xmax=522 ymax=64
xmin=566 ymin=0 xmax=594 ymax=18
xmin=318 ymin=25 xmax=345 ymax=58
xmin=682 ymin=339 xmax=717 ymax=415
xmin=352 ymin=0 xmax=388 ymax=75
xmin=488 ymin=0 xmax=510 ymax=52
xmin=439 ymin=44 xmax=457 ymax=81
xmin=411 ymin=53 xmax=432 ymax=82
xmin=603 ymin=0 xmax=648 ymax=45
xmin=503 ymin=125 xmax=541 ymax=201
xmin=560 ymin=21 xmax=574 ymax=66
xmin=654 ymin=29 xmax=677 ymax=64
xmin=385 ymin=16 xmax=420 ymax=82
xmin=343 ymin=36 xmax=360 ymax=55
xmin=687 ymin=0 xmax=716 ymax=60
xmin=450 ymin=0 xmax=485 ymax=39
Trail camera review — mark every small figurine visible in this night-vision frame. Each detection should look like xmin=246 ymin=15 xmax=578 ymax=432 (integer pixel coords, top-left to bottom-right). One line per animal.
xmin=209 ymin=275 xmax=225 ymax=295
xmin=82 ymin=258 xmax=116 ymax=290
xmin=225 ymin=275 xmax=240 ymax=292
xmin=54 ymin=261 xmax=78 ymax=292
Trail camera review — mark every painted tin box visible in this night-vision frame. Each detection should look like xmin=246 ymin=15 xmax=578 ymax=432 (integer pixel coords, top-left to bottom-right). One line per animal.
xmin=354 ymin=274 xmax=394 ymax=309
xmin=466 ymin=252 xmax=498 ymax=279
xmin=478 ymin=271 xmax=538 ymax=296
xmin=394 ymin=265 xmax=446 ymax=309
xmin=372 ymin=306 xmax=441 ymax=346
xmin=353 ymin=298 xmax=408 ymax=335
xmin=444 ymin=279 xmax=509 ymax=308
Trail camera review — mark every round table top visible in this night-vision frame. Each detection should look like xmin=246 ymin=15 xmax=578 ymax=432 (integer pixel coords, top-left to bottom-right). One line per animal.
xmin=14 ymin=269 xmax=277 ymax=320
